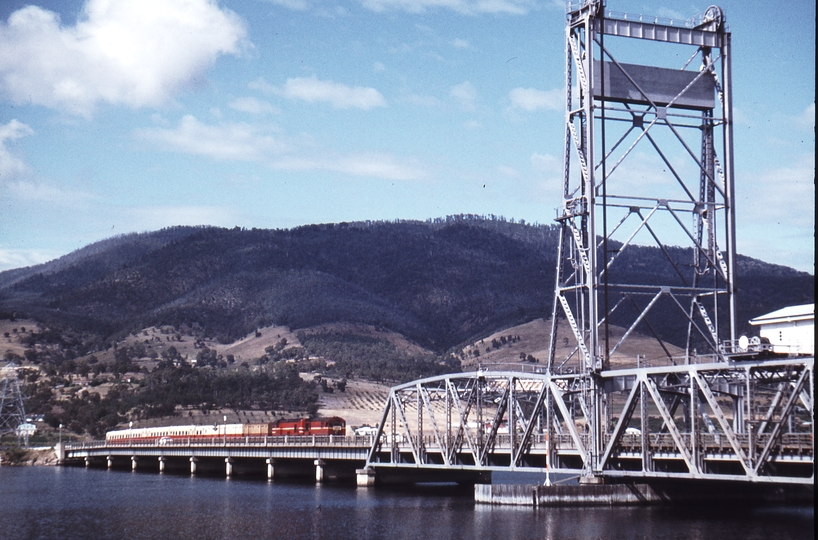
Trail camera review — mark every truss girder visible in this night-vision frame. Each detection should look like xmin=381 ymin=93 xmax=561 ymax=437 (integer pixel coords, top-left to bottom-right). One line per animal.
xmin=365 ymin=362 xmax=813 ymax=485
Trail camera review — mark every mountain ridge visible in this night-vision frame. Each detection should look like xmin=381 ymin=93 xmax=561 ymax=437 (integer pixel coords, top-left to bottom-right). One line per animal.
xmin=1 ymin=216 xmax=812 ymax=353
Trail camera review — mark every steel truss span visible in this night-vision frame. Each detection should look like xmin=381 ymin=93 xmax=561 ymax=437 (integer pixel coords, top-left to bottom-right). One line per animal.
xmin=364 ymin=363 xmax=814 ymax=485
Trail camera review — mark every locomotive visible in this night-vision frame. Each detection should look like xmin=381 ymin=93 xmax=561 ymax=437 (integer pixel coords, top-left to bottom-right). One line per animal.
xmin=106 ymin=416 xmax=346 ymax=444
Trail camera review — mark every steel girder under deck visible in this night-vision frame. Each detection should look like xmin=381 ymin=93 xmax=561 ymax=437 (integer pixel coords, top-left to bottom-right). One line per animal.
xmin=364 ymin=362 xmax=813 ymax=485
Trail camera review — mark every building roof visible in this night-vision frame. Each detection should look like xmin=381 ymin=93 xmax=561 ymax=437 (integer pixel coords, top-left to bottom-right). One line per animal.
xmin=749 ymin=304 xmax=814 ymax=326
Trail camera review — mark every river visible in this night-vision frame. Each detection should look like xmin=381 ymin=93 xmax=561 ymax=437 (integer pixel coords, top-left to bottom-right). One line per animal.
xmin=0 ymin=466 xmax=812 ymax=540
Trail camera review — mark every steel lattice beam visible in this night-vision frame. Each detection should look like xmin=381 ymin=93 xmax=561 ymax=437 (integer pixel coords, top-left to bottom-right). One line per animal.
xmin=364 ymin=360 xmax=813 ymax=485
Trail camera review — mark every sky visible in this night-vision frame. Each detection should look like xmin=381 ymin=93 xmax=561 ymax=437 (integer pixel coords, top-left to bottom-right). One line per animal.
xmin=0 ymin=0 xmax=814 ymax=273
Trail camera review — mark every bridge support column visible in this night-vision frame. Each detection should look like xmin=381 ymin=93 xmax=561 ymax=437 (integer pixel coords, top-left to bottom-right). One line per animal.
xmin=314 ymin=459 xmax=325 ymax=483
xmin=356 ymin=467 xmax=376 ymax=487
xmin=225 ymin=457 xmax=234 ymax=477
xmin=158 ymin=456 xmax=166 ymax=473
xmin=55 ymin=442 xmax=66 ymax=464
xmin=84 ymin=457 xmax=91 ymax=468
xmin=266 ymin=458 xmax=275 ymax=480
xmin=107 ymin=456 xmax=114 ymax=469
xmin=189 ymin=457 xmax=198 ymax=475
xmin=579 ymin=475 xmax=604 ymax=485
xmin=131 ymin=456 xmax=138 ymax=471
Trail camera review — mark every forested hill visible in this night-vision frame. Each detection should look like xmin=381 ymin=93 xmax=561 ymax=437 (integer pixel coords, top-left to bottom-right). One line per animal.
xmin=0 ymin=216 xmax=812 ymax=351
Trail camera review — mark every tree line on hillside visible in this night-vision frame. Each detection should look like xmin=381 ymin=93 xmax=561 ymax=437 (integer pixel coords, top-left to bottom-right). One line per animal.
xmin=11 ymin=322 xmax=460 ymax=438
xmin=0 ymin=216 xmax=812 ymax=355
xmin=21 ymin=362 xmax=319 ymax=439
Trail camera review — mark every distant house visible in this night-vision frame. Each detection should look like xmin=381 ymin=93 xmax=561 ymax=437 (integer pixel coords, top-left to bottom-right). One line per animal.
xmin=16 ymin=422 xmax=37 ymax=437
xmin=749 ymin=304 xmax=814 ymax=356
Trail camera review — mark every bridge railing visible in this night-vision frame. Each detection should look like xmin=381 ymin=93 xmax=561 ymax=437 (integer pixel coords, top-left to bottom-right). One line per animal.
xmin=373 ymin=431 xmax=813 ymax=458
xmin=68 ymin=435 xmax=377 ymax=451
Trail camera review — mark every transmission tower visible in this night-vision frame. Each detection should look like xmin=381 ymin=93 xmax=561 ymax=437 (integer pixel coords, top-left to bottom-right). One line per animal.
xmin=0 ymin=368 xmax=27 ymax=441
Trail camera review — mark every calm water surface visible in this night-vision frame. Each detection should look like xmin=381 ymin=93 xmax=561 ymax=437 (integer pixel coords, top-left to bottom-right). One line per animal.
xmin=0 ymin=466 xmax=812 ymax=540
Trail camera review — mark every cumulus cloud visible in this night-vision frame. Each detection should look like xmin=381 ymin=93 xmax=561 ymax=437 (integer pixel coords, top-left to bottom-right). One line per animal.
xmin=228 ymin=97 xmax=280 ymax=115
xmin=0 ymin=119 xmax=33 ymax=181
xmin=136 ymin=115 xmax=293 ymax=161
xmin=137 ymin=115 xmax=425 ymax=181
xmin=262 ymin=0 xmax=312 ymax=9
xmin=450 ymin=81 xmax=477 ymax=110
xmin=0 ymin=0 xmax=247 ymax=116
xmin=6 ymin=180 xmax=98 ymax=207
xmin=509 ymin=87 xmax=562 ymax=111
xmin=274 ymin=76 xmax=387 ymax=109
xmin=273 ymin=152 xmax=426 ymax=181
xmin=358 ymin=0 xmax=535 ymax=14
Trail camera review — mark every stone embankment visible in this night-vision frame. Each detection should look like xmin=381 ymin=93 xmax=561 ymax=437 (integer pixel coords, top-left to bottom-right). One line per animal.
xmin=0 ymin=447 xmax=59 ymax=466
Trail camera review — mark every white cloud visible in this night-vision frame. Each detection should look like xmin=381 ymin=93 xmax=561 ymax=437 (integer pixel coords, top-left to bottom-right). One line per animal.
xmin=358 ymin=0 xmax=535 ymax=14
xmin=275 ymin=76 xmax=387 ymax=109
xmin=136 ymin=115 xmax=424 ymax=181
xmin=655 ymin=8 xmax=687 ymax=21
xmin=742 ymin=153 xmax=815 ymax=230
xmin=509 ymin=87 xmax=562 ymax=111
xmin=136 ymin=115 xmax=293 ymax=161
xmin=261 ymin=0 xmax=312 ymax=10
xmin=228 ymin=97 xmax=280 ymax=115
xmin=794 ymin=103 xmax=815 ymax=131
xmin=530 ymin=152 xmax=565 ymax=208
xmin=0 ymin=0 xmax=247 ymax=116
xmin=450 ymin=81 xmax=477 ymax=110
xmin=0 ymin=119 xmax=33 ymax=181
xmin=0 ymin=247 xmax=61 ymax=271
xmin=127 ymin=205 xmax=238 ymax=231
xmin=273 ymin=152 xmax=426 ymax=181
xmin=496 ymin=165 xmax=520 ymax=177
xmin=5 ymin=180 xmax=98 ymax=207
xmin=403 ymin=93 xmax=443 ymax=107
xmin=451 ymin=38 xmax=470 ymax=49
xmin=530 ymin=152 xmax=561 ymax=173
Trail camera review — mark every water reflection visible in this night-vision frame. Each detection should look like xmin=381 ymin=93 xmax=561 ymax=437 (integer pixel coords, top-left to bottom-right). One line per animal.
xmin=0 ymin=467 xmax=812 ymax=540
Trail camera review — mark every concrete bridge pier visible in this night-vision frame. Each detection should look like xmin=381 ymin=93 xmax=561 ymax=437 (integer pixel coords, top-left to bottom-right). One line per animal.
xmin=266 ymin=458 xmax=275 ymax=480
xmin=158 ymin=456 xmax=166 ymax=473
xmin=131 ymin=456 xmax=138 ymax=471
xmin=84 ymin=457 xmax=91 ymax=468
xmin=107 ymin=456 xmax=114 ymax=469
xmin=189 ymin=457 xmax=198 ymax=475
xmin=356 ymin=467 xmax=376 ymax=487
xmin=225 ymin=457 xmax=234 ymax=477
xmin=55 ymin=442 xmax=65 ymax=465
xmin=314 ymin=459 xmax=325 ymax=482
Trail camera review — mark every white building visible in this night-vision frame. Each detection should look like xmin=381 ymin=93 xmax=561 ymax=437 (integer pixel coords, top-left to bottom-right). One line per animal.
xmin=749 ymin=303 xmax=814 ymax=356
xmin=16 ymin=422 xmax=37 ymax=437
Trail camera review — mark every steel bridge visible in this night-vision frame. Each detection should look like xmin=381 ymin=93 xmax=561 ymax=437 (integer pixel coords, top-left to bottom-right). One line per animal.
xmin=362 ymin=361 xmax=813 ymax=486
xmin=60 ymin=4 xmax=815 ymax=495
xmin=362 ymin=2 xmax=783 ymax=491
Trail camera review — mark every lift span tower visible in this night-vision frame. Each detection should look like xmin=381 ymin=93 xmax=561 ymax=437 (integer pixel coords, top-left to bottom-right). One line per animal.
xmin=549 ymin=2 xmax=737 ymax=373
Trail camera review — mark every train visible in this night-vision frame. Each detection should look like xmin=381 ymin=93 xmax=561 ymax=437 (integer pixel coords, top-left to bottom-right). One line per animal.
xmin=106 ymin=417 xmax=346 ymax=444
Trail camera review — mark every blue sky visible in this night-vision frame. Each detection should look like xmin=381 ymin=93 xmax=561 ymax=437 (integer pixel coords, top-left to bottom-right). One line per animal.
xmin=0 ymin=0 xmax=813 ymax=273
